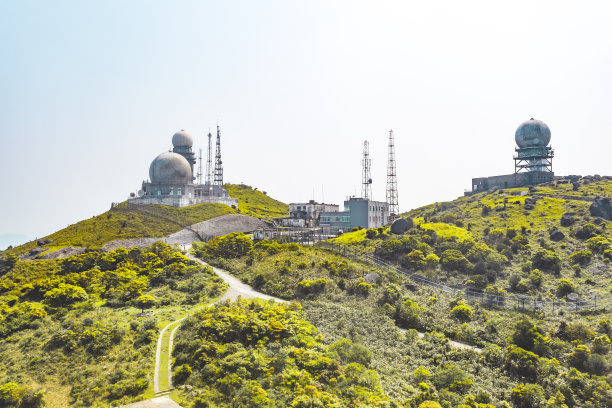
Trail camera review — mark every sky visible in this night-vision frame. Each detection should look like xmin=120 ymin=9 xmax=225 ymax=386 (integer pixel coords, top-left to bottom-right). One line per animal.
xmin=1 ymin=1 xmax=612 ymax=242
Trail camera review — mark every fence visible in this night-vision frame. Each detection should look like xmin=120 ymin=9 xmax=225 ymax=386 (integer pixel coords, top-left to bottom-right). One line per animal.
xmin=317 ymin=241 xmax=611 ymax=313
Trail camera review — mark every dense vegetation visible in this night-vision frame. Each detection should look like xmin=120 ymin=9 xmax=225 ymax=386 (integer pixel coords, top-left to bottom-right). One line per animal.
xmin=172 ymin=300 xmax=388 ymax=407
xmin=194 ymin=225 xmax=612 ymax=407
xmin=335 ymin=177 xmax=612 ymax=304
xmin=6 ymin=184 xmax=288 ymax=256
xmin=0 ymin=242 xmax=226 ymax=407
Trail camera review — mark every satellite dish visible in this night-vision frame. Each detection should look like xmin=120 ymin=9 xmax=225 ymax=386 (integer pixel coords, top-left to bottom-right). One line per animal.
xmin=130 ymin=192 xmax=136 ymax=198
xmin=138 ymin=190 xmax=144 ymax=197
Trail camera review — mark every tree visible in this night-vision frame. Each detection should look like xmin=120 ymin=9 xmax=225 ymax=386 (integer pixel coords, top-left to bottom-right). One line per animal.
xmin=135 ymin=295 xmax=156 ymax=313
xmin=510 ymin=383 xmax=544 ymax=408
xmin=511 ymin=318 xmax=549 ymax=353
xmin=44 ymin=283 xmax=89 ymax=306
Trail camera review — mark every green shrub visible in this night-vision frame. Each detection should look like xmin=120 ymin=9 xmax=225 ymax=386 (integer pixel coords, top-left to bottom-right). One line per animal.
xmin=586 ymin=236 xmax=611 ymax=253
xmin=365 ymin=229 xmax=378 ymax=239
xmin=397 ymin=298 xmax=421 ymax=329
xmin=440 ymin=249 xmax=472 ymax=273
xmin=450 ymin=304 xmax=473 ymax=322
xmin=173 ymin=364 xmax=193 ymax=385
xmin=510 ymin=383 xmax=543 ymax=408
xmin=556 ymin=279 xmax=575 ymax=297
xmin=431 ymin=364 xmax=473 ymax=393
xmin=531 ymin=249 xmax=561 ymax=273
xmin=569 ymin=250 xmax=592 ymax=266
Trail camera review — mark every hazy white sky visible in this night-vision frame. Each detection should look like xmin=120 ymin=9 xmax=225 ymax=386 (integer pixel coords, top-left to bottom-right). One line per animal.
xmin=1 ymin=1 xmax=612 ymax=239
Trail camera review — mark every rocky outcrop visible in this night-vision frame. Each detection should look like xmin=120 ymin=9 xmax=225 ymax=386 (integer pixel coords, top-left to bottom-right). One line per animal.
xmin=589 ymin=198 xmax=612 ymax=220
xmin=560 ymin=213 xmax=575 ymax=227
xmin=549 ymin=230 xmax=565 ymax=242
xmin=391 ymin=218 xmax=412 ymax=235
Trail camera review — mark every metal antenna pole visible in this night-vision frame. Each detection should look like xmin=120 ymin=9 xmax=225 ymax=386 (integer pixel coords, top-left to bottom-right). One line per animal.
xmin=197 ymin=148 xmax=203 ymax=185
xmin=214 ymin=125 xmax=223 ymax=187
xmin=205 ymin=131 xmax=213 ymax=188
xmin=386 ymin=129 xmax=399 ymax=217
xmin=362 ymin=140 xmax=372 ymax=199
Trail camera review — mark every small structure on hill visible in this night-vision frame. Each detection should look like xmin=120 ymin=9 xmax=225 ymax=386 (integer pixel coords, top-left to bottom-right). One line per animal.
xmin=467 ymin=119 xmax=555 ymax=195
xmin=127 ymin=128 xmax=238 ymax=208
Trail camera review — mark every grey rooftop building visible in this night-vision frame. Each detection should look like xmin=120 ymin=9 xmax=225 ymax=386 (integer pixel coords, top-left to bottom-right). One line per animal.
xmin=127 ymin=130 xmax=237 ymax=208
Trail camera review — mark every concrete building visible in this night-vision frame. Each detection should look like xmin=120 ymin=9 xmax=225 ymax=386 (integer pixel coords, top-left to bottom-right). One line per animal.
xmin=320 ymin=197 xmax=389 ymax=230
xmin=284 ymin=201 xmax=339 ymax=227
xmin=127 ymin=130 xmax=238 ymax=208
xmin=468 ymin=119 xmax=555 ymax=195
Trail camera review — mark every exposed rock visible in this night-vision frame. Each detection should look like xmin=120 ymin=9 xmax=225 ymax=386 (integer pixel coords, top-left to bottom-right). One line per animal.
xmin=567 ymin=293 xmax=579 ymax=301
xmin=549 ymin=230 xmax=565 ymax=242
xmin=560 ymin=213 xmax=575 ymax=227
xmin=20 ymin=247 xmax=46 ymax=260
xmin=38 ymin=246 xmax=86 ymax=259
xmin=589 ymin=198 xmax=612 ymax=220
xmin=364 ymin=273 xmax=380 ymax=284
xmin=37 ymin=239 xmax=51 ymax=246
xmin=524 ymin=204 xmax=535 ymax=211
xmin=390 ymin=218 xmax=412 ymax=235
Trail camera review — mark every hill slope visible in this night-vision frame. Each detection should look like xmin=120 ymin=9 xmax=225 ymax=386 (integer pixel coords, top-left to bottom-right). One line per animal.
xmin=6 ymin=184 xmax=288 ymax=256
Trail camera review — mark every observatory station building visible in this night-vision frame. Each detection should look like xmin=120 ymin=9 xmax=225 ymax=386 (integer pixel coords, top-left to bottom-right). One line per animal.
xmin=127 ymin=129 xmax=238 ymax=208
xmin=467 ymin=118 xmax=555 ymax=194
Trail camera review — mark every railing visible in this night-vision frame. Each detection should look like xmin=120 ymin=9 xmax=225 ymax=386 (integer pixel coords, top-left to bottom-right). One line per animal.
xmin=317 ymin=241 xmax=610 ymax=313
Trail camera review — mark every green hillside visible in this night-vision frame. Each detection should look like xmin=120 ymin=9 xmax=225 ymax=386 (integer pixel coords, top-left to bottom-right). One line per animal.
xmin=0 ymin=242 xmax=226 ymax=407
xmin=7 ymin=185 xmax=288 ymax=256
xmin=225 ymin=183 xmax=289 ymax=219
xmin=338 ymin=176 xmax=612 ymax=302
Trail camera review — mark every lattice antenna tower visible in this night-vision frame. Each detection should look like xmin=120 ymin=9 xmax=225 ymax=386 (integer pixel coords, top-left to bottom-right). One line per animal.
xmin=214 ymin=126 xmax=223 ymax=187
xmin=362 ymin=140 xmax=372 ymax=199
xmin=197 ymin=148 xmax=203 ymax=185
xmin=386 ymin=129 xmax=399 ymax=217
xmin=205 ymin=131 xmax=213 ymax=187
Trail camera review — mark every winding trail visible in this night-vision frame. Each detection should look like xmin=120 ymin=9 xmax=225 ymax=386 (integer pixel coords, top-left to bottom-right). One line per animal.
xmin=140 ymin=252 xmax=479 ymax=407
xmin=150 ymin=254 xmax=285 ymax=401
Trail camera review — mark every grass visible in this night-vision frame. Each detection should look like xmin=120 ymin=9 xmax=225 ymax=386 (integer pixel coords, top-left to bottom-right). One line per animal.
xmin=420 ymin=222 xmax=472 ymax=241
xmin=7 ymin=184 xmax=288 ymax=256
xmin=331 ymin=229 xmax=367 ymax=245
xmin=225 ymin=183 xmax=288 ymax=219
xmin=9 ymin=202 xmax=236 ymax=255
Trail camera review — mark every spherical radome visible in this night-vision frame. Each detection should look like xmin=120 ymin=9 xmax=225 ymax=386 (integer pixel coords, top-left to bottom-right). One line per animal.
xmin=172 ymin=129 xmax=194 ymax=147
xmin=149 ymin=152 xmax=192 ymax=184
xmin=515 ymin=118 xmax=551 ymax=148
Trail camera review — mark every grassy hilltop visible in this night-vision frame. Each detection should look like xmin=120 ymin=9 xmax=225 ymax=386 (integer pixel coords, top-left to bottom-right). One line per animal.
xmin=7 ymin=184 xmax=288 ymax=256
xmin=338 ymin=176 xmax=612 ymax=301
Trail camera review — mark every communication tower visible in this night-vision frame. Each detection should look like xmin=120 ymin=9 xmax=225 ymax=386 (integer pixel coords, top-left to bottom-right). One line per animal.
xmin=386 ymin=129 xmax=399 ymax=217
xmin=214 ymin=126 xmax=224 ymax=187
xmin=205 ymin=131 xmax=213 ymax=187
xmin=362 ymin=140 xmax=372 ymax=199
xmin=197 ymin=148 xmax=203 ymax=185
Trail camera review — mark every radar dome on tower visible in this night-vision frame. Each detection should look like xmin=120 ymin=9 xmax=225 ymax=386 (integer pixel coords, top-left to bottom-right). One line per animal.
xmin=515 ymin=118 xmax=551 ymax=148
xmin=172 ymin=129 xmax=194 ymax=148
